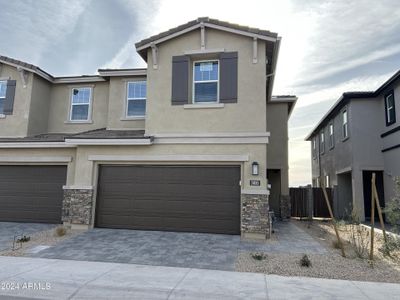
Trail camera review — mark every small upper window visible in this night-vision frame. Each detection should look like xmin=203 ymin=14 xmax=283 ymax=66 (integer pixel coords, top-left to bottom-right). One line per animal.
xmin=312 ymin=138 xmax=317 ymax=159
xmin=193 ymin=61 xmax=219 ymax=103
xmin=325 ymin=175 xmax=330 ymax=188
xmin=385 ymin=91 xmax=396 ymax=126
xmin=0 ymin=81 xmax=6 ymax=115
xmin=127 ymin=81 xmax=146 ymax=117
xmin=342 ymin=109 xmax=348 ymax=139
xmin=70 ymin=87 xmax=91 ymax=121
xmin=320 ymin=131 xmax=325 ymax=154
xmin=329 ymin=123 xmax=334 ymax=149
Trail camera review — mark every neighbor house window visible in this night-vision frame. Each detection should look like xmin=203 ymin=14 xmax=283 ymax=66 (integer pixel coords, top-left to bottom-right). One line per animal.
xmin=193 ymin=60 xmax=219 ymax=103
xmin=342 ymin=109 xmax=348 ymax=139
xmin=320 ymin=131 xmax=325 ymax=154
xmin=325 ymin=175 xmax=330 ymax=188
xmin=385 ymin=91 xmax=396 ymax=126
xmin=312 ymin=138 xmax=317 ymax=159
xmin=70 ymin=87 xmax=92 ymax=121
xmin=127 ymin=81 xmax=146 ymax=117
xmin=329 ymin=123 xmax=334 ymax=149
xmin=0 ymin=81 xmax=6 ymax=115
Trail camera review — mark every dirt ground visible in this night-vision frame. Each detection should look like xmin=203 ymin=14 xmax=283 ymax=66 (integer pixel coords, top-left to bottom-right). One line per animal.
xmin=0 ymin=226 xmax=85 ymax=257
xmin=236 ymin=220 xmax=400 ymax=283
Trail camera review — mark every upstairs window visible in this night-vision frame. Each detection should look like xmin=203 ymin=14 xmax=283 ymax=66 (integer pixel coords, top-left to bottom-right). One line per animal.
xmin=329 ymin=123 xmax=334 ymax=149
xmin=385 ymin=91 xmax=396 ymax=126
xmin=70 ymin=87 xmax=91 ymax=121
xmin=320 ymin=131 xmax=325 ymax=154
xmin=342 ymin=109 xmax=348 ymax=139
xmin=312 ymin=138 xmax=317 ymax=159
xmin=0 ymin=81 xmax=6 ymax=115
xmin=127 ymin=81 xmax=146 ymax=117
xmin=325 ymin=175 xmax=330 ymax=188
xmin=193 ymin=60 xmax=219 ymax=103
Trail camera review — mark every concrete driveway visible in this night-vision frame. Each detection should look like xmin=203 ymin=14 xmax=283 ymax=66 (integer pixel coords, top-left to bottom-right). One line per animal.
xmin=0 ymin=256 xmax=399 ymax=299
xmin=31 ymin=222 xmax=326 ymax=271
xmin=0 ymin=222 xmax=55 ymax=251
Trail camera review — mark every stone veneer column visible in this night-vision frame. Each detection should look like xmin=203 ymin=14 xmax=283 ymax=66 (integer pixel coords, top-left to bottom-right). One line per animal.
xmin=241 ymin=193 xmax=269 ymax=239
xmin=62 ymin=188 xmax=94 ymax=225
xmin=280 ymin=195 xmax=291 ymax=219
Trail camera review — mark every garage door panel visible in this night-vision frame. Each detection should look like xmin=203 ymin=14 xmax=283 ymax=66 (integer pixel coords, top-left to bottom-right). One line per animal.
xmin=0 ymin=166 xmax=66 ymax=223
xmin=96 ymin=165 xmax=240 ymax=234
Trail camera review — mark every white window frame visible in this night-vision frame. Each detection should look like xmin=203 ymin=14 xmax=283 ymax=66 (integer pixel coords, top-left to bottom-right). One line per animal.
xmin=312 ymin=138 xmax=317 ymax=159
xmin=325 ymin=175 xmax=330 ymax=188
xmin=342 ymin=109 xmax=348 ymax=140
xmin=329 ymin=123 xmax=334 ymax=149
xmin=320 ymin=131 xmax=325 ymax=154
xmin=126 ymin=81 xmax=146 ymax=118
xmin=69 ymin=87 xmax=92 ymax=122
xmin=385 ymin=92 xmax=395 ymax=125
xmin=0 ymin=81 xmax=6 ymax=116
xmin=192 ymin=59 xmax=219 ymax=104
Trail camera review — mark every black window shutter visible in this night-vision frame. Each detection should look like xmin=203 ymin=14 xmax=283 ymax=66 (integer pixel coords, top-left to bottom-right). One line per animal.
xmin=171 ymin=55 xmax=189 ymax=105
xmin=3 ymin=80 xmax=16 ymax=115
xmin=219 ymin=52 xmax=238 ymax=103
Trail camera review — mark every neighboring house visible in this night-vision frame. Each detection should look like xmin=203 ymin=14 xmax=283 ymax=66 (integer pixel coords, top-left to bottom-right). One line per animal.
xmin=306 ymin=70 xmax=400 ymax=221
xmin=0 ymin=17 xmax=296 ymax=239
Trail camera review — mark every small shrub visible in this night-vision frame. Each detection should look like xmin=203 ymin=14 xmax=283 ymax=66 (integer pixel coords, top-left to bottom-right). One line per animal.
xmin=251 ymin=252 xmax=267 ymax=261
xmin=384 ymin=177 xmax=400 ymax=233
xmin=331 ymin=240 xmax=341 ymax=249
xmin=379 ymin=235 xmax=400 ymax=257
xmin=17 ymin=235 xmax=30 ymax=243
xmin=300 ymin=254 xmax=312 ymax=267
xmin=349 ymin=212 xmax=370 ymax=258
xmin=55 ymin=226 xmax=67 ymax=237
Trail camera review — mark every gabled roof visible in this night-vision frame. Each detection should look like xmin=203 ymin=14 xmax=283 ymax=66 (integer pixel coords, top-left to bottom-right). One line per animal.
xmin=305 ymin=69 xmax=400 ymax=141
xmin=135 ymin=17 xmax=279 ymax=60
xmin=0 ymin=55 xmax=54 ymax=81
xmin=0 ymin=54 xmax=147 ymax=83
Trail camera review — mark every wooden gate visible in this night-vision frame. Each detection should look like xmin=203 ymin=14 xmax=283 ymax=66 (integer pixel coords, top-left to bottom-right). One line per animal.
xmin=290 ymin=187 xmax=333 ymax=218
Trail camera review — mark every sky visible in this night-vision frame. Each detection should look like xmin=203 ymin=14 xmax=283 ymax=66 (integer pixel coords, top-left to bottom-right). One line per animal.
xmin=1 ymin=0 xmax=399 ymax=186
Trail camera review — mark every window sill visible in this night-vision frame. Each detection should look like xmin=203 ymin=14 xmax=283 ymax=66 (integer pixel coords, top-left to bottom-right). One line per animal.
xmin=120 ymin=116 xmax=145 ymax=121
xmin=183 ymin=103 xmax=224 ymax=109
xmin=342 ymin=136 xmax=349 ymax=142
xmin=64 ymin=120 xmax=93 ymax=124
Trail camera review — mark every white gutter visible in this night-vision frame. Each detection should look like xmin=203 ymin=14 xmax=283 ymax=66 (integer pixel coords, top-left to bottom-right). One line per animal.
xmin=0 ymin=142 xmax=75 ymax=148
xmin=98 ymin=69 xmax=147 ymax=77
xmin=64 ymin=139 xmax=153 ymax=146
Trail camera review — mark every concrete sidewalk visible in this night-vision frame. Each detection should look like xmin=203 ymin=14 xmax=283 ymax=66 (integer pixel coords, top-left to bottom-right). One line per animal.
xmin=0 ymin=257 xmax=399 ymax=299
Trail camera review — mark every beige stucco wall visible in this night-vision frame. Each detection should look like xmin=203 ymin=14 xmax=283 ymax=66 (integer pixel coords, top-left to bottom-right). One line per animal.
xmin=267 ymin=102 xmax=289 ymax=194
xmin=0 ymin=64 xmax=33 ymax=137
xmin=145 ymin=28 xmax=267 ymax=135
xmin=47 ymin=82 xmax=109 ymax=133
xmin=0 ymin=147 xmax=76 ymax=185
xmin=106 ymin=77 xmax=146 ymax=130
xmin=70 ymin=143 xmax=267 ymax=191
xmin=27 ymin=74 xmax=52 ymax=136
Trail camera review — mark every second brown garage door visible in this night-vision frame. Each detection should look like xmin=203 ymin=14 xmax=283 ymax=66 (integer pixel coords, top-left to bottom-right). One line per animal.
xmin=96 ymin=165 xmax=240 ymax=234
xmin=0 ymin=165 xmax=67 ymax=224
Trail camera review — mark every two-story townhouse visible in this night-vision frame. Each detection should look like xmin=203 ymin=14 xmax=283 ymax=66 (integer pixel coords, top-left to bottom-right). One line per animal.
xmin=306 ymin=70 xmax=400 ymax=221
xmin=0 ymin=18 xmax=296 ymax=239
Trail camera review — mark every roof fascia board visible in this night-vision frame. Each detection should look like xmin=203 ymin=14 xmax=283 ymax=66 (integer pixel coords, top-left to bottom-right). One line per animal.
xmin=53 ymin=77 xmax=106 ymax=84
xmin=98 ymin=70 xmax=147 ymax=77
xmin=0 ymin=59 xmax=54 ymax=82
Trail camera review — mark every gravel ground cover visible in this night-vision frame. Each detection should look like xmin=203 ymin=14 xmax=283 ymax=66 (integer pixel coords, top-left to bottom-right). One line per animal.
xmin=0 ymin=226 xmax=85 ymax=257
xmin=236 ymin=220 xmax=400 ymax=283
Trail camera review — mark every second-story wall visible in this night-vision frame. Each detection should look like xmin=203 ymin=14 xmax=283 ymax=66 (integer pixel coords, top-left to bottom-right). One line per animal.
xmin=107 ymin=76 xmax=146 ymax=130
xmin=47 ymin=82 xmax=109 ymax=133
xmin=145 ymin=28 xmax=267 ymax=135
xmin=27 ymin=74 xmax=51 ymax=136
xmin=0 ymin=64 xmax=33 ymax=137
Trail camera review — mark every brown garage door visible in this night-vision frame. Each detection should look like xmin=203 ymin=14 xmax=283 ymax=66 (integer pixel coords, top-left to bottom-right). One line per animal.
xmin=96 ymin=165 xmax=240 ymax=234
xmin=0 ymin=165 xmax=67 ymax=224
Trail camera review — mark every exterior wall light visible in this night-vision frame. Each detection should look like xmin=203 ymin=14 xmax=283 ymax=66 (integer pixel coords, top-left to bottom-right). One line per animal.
xmin=252 ymin=162 xmax=259 ymax=176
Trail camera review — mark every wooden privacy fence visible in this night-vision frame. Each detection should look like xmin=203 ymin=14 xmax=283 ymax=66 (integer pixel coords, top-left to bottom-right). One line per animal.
xmin=290 ymin=187 xmax=334 ymax=218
